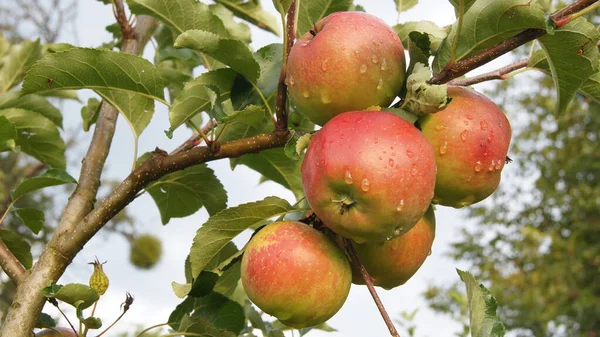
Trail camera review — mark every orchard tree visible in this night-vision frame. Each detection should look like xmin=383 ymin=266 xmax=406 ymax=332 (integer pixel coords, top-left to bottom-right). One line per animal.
xmin=0 ymin=1 xmax=598 ymax=337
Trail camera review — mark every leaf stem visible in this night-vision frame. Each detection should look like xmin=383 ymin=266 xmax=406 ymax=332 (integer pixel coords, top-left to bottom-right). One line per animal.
xmin=134 ymin=322 xmax=174 ymax=337
xmin=449 ymin=0 xmax=465 ymax=66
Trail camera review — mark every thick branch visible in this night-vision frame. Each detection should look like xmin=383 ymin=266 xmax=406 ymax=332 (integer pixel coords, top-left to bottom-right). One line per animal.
xmin=0 ymin=240 xmax=25 ymax=284
xmin=448 ymin=59 xmax=529 ymax=86
xmin=430 ymin=0 xmax=599 ymax=84
xmin=274 ymin=0 xmax=297 ymax=130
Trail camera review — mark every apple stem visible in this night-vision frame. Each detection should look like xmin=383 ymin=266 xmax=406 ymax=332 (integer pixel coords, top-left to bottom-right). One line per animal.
xmin=274 ymin=0 xmax=297 ymax=131
xmin=344 ymin=238 xmax=401 ymax=337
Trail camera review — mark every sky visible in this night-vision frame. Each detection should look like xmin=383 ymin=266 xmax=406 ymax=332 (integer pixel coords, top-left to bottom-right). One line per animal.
xmin=39 ymin=1 xmax=517 ymax=336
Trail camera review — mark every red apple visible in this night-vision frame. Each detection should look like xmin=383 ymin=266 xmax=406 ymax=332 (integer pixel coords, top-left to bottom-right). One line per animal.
xmin=301 ymin=111 xmax=437 ymax=243
xmin=420 ymin=86 xmax=511 ymax=207
xmin=241 ymin=221 xmax=351 ymax=328
xmin=35 ymin=327 xmax=77 ymax=337
xmin=286 ymin=11 xmax=406 ymax=126
xmin=353 ymin=205 xmax=435 ymax=290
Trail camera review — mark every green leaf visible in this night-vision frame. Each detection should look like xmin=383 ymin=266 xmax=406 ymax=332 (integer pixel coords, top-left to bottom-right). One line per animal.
xmin=393 ymin=0 xmax=418 ymax=13
xmin=51 ymin=283 xmax=99 ymax=309
xmin=0 ymin=228 xmax=33 ymax=269
xmin=221 ymin=105 xmax=266 ymax=125
xmin=273 ymin=0 xmax=294 ymax=15
xmin=96 ymin=90 xmax=155 ymax=138
xmin=175 ymin=30 xmax=260 ymax=84
xmin=210 ymin=4 xmax=252 ymax=44
xmin=0 ymin=91 xmax=63 ymax=128
xmin=406 ymin=31 xmax=433 ymax=75
xmin=214 ymin=0 xmax=280 ymax=36
xmin=448 ymin=0 xmax=478 ymax=16
xmin=284 ymin=131 xmax=312 ymax=160
xmin=536 ymin=18 xmax=600 ymax=114
xmin=402 ymin=63 xmax=449 ymax=116
xmin=236 ymin=147 xmax=304 ymax=199
xmin=189 ymin=271 xmax=219 ymax=298
xmin=580 ymin=68 xmax=600 ymax=104
xmin=35 ymin=312 xmax=56 ymax=329
xmin=297 ymin=0 xmax=353 ymax=36
xmin=172 ymin=282 xmax=193 ymax=299
xmin=80 ymin=97 xmax=101 ymax=132
xmin=146 ymin=164 xmax=227 ymax=224
xmin=192 ymin=292 xmax=245 ymax=334
xmin=21 ymin=48 xmax=166 ymax=103
xmin=127 ymin=0 xmax=231 ymax=37
xmin=12 ymin=168 xmax=77 ymax=201
xmin=169 ymin=68 xmax=238 ymax=131
xmin=0 ymin=115 xmax=17 ymax=151
xmin=82 ymin=317 xmax=102 ymax=329
xmin=299 ymin=322 xmax=337 ymax=335
xmin=169 ymin=297 xmax=196 ymax=331
xmin=0 ymin=39 xmax=42 ymax=92
xmin=457 ymin=269 xmax=506 ymax=337
xmin=383 ymin=107 xmax=419 ymax=124
xmin=393 ymin=21 xmax=448 ymax=52
xmin=179 ymin=315 xmax=237 ymax=337
xmin=214 ymin=262 xmax=241 ymax=298
xmin=15 ymin=208 xmax=45 ymax=234
xmin=0 ymin=109 xmax=66 ymax=168
xmin=433 ymin=0 xmax=546 ymax=73
xmin=189 ymin=196 xmax=293 ymax=277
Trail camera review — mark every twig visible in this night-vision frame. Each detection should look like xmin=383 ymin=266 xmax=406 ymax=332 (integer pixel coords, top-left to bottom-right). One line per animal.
xmin=171 ymin=119 xmax=218 ymax=155
xmin=430 ymin=0 xmax=599 ymax=84
xmin=0 ymin=239 xmax=25 ymax=284
xmin=344 ymin=238 xmax=400 ymax=337
xmin=274 ymin=0 xmax=297 ymax=130
xmin=49 ymin=299 xmax=79 ymax=337
xmin=95 ymin=292 xmax=133 ymax=337
xmin=448 ymin=59 xmax=529 ymax=86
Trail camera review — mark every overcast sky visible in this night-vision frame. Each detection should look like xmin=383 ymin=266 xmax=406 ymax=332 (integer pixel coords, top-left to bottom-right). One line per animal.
xmin=45 ymin=1 xmax=516 ymax=336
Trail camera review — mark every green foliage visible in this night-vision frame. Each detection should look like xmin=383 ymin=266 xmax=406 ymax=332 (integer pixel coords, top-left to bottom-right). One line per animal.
xmin=457 ymin=270 xmax=506 ymax=337
xmin=12 ymin=169 xmax=76 ymax=200
xmin=0 ymin=228 xmax=32 ymax=269
xmin=14 ymin=208 xmax=45 ymax=234
xmin=44 ymin=283 xmax=100 ymax=310
xmin=297 ymin=0 xmax=353 ymax=35
xmin=213 ymin=0 xmax=280 ymax=36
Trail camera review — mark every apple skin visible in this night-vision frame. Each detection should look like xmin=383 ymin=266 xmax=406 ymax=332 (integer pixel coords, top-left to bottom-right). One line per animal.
xmin=241 ymin=221 xmax=351 ymax=328
xmin=35 ymin=327 xmax=77 ymax=337
xmin=301 ymin=111 xmax=437 ymax=243
xmin=353 ymin=205 xmax=435 ymax=290
xmin=419 ymin=86 xmax=512 ymax=208
xmin=286 ymin=11 xmax=406 ymax=126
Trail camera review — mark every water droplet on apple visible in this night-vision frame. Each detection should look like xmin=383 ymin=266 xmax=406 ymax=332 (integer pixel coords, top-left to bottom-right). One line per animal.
xmin=464 ymin=120 xmax=469 ymax=125
xmin=360 ymin=178 xmax=370 ymax=192
xmin=439 ymin=141 xmax=448 ymax=155
xmin=435 ymin=124 xmax=445 ymax=131
xmin=371 ymin=55 xmax=379 ymax=64
xmin=374 ymin=137 xmax=379 ymax=144
xmin=428 ymin=249 xmax=432 ymax=256
xmin=466 ymin=114 xmax=474 ymax=120
xmin=495 ymin=159 xmax=503 ymax=170
xmin=460 ymin=130 xmax=468 ymax=141
xmin=359 ymin=64 xmax=367 ymax=73
xmin=344 ymin=170 xmax=353 ymax=184
xmin=376 ymin=79 xmax=383 ymax=90
xmin=396 ymin=200 xmax=405 ymax=212
xmin=386 ymin=236 xmax=393 ymax=241
xmin=488 ymin=160 xmax=496 ymax=171
xmin=378 ymin=156 xmax=383 ymax=160
xmin=388 ymin=158 xmax=394 ymax=167
xmin=321 ymin=59 xmax=328 ymax=72
xmin=406 ymin=150 xmax=414 ymax=158
xmin=380 ymin=58 xmax=387 ymax=70
xmin=488 ymin=130 xmax=495 ymax=143
xmin=474 ymin=161 xmax=482 ymax=172
xmin=321 ymin=92 xmax=332 ymax=104
xmin=480 ymin=120 xmax=488 ymax=130
xmin=410 ymin=164 xmax=418 ymax=176
xmin=394 ymin=227 xmax=403 ymax=236
xmin=303 ymin=91 xmax=310 ymax=98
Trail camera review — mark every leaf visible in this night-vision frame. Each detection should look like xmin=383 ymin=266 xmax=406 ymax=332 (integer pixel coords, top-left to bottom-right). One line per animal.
xmin=35 ymin=312 xmax=56 ymax=329
xmin=406 ymin=31 xmax=433 ymax=75
xmin=169 ymin=297 xmax=196 ymax=331
xmin=192 ymin=292 xmax=245 ymax=334
xmin=189 ymin=196 xmax=293 ymax=277
xmin=127 ymin=0 xmax=232 ymax=37
xmin=146 ymin=164 xmax=227 ymax=224
xmin=0 ymin=115 xmax=17 ymax=151
xmin=214 ymin=262 xmax=241 ymax=298
xmin=169 ymin=68 xmax=238 ymax=131
xmin=580 ymin=68 xmax=600 ymax=103
xmin=236 ymin=147 xmax=304 ymax=199
xmin=393 ymin=0 xmax=418 ymax=13
xmin=433 ymin=0 xmax=546 ymax=73
xmin=0 ymin=228 xmax=33 ymax=269
xmin=0 ymin=109 xmax=66 ymax=168
xmin=457 ymin=269 xmax=506 ymax=337
xmin=284 ymin=131 xmax=312 ymax=160
xmin=15 ymin=208 xmax=45 ymax=234
xmin=0 ymin=91 xmax=63 ymax=128
xmin=0 ymin=39 xmax=42 ymax=92
xmin=189 ymin=271 xmax=220 ymax=298
xmin=51 ymin=283 xmax=99 ymax=309
xmin=299 ymin=322 xmax=337 ymax=335
xmin=179 ymin=315 xmax=236 ymax=337
xmin=297 ymin=0 xmax=353 ymax=36
xmin=210 ymin=4 xmax=252 ymax=43
xmin=96 ymin=90 xmax=155 ymax=138
xmin=214 ymin=0 xmax=280 ymax=36
xmin=80 ymin=97 xmax=101 ymax=132
xmin=536 ymin=18 xmax=600 ymax=114
xmin=393 ymin=21 xmax=448 ymax=52
xmin=12 ymin=168 xmax=77 ymax=201
xmin=171 ymin=282 xmax=193 ymax=299
xmin=21 ymin=48 xmax=165 ymax=103
xmin=402 ymin=63 xmax=449 ymax=116
xmin=175 ymin=30 xmax=260 ymax=84
xmin=273 ymin=0 xmax=294 ymax=15
xmin=82 ymin=317 xmax=102 ymax=330
xmin=448 ymin=0 xmax=478 ymax=16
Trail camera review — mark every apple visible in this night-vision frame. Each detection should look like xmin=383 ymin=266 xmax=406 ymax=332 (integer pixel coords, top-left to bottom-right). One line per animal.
xmin=301 ymin=111 xmax=437 ymax=243
xmin=286 ymin=11 xmax=406 ymax=126
xmin=353 ymin=205 xmax=435 ymax=290
xmin=241 ymin=221 xmax=351 ymax=328
xmin=35 ymin=327 xmax=77 ymax=337
xmin=420 ymin=86 xmax=512 ymax=207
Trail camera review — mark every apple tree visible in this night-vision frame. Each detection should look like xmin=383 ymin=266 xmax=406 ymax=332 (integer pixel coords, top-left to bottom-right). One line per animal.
xmin=0 ymin=0 xmax=598 ymax=336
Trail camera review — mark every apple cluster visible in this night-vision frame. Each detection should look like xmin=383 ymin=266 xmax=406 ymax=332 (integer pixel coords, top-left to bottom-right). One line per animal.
xmin=241 ymin=11 xmax=511 ymax=329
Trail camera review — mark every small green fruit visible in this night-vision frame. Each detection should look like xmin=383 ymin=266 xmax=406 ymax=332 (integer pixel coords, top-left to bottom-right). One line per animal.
xmin=130 ymin=234 xmax=162 ymax=269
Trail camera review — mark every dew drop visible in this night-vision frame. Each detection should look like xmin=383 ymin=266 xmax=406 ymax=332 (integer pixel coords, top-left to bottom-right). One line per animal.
xmin=386 ymin=236 xmax=393 ymax=241
xmin=344 ymin=170 xmax=353 ymax=184
xmin=487 ymin=130 xmax=495 ymax=143
xmin=378 ymin=156 xmax=383 ymax=160
xmin=432 ymin=197 xmax=441 ymax=204
xmin=321 ymin=59 xmax=328 ymax=72
xmin=361 ymin=178 xmax=370 ymax=192
xmin=460 ymin=130 xmax=468 ymax=141
xmin=466 ymin=114 xmax=474 ymax=120
xmin=388 ymin=158 xmax=394 ymax=167
xmin=376 ymin=79 xmax=383 ymax=90
xmin=435 ymin=124 xmax=445 ymax=131
xmin=428 ymin=249 xmax=433 ymax=256
xmin=474 ymin=161 xmax=482 ymax=172
xmin=380 ymin=58 xmax=388 ymax=70
xmin=406 ymin=150 xmax=414 ymax=158
xmin=480 ymin=120 xmax=488 ymax=131
xmin=359 ymin=64 xmax=367 ymax=74
xmin=374 ymin=137 xmax=379 ymax=144
xmin=321 ymin=92 xmax=332 ymax=104
xmin=495 ymin=160 xmax=503 ymax=170
xmin=371 ymin=55 xmax=379 ymax=64
xmin=396 ymin=200 xmax=405 ymax=212
xmin=302 ymin=91 xmax=310 ymax=98
xmin=410 ymin=164 xmax=418 ymax=176
xmin=488 ymin=160 xmax=496 ymax=171
xmin=463 ymin=120 xmax=469 ymax=125
xmin=394 ymin=227 xmax=403 ymax=236
xmin=439 ymin=141 xmax=448 ymax=155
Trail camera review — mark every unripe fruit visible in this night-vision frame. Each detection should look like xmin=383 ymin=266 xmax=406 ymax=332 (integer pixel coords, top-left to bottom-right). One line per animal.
xmin=241 ymin=221 xmax=351 ymax=328
xmin=420 ymin=87 xmax=511 ymax=207
xmin=89 ymin=258 xmax=109 ymax=295
xmin=353 ymin=205 xmax=436 ymax=289
xmin=35 ymin=327 xmax=77 ymax=337
xmin=301 ymin=111 xmax=437 ymax=243
xmin=129 ymin=234 xmax=162 ymax=269
xmin=286 ymin=11 xmax=406 ymax=126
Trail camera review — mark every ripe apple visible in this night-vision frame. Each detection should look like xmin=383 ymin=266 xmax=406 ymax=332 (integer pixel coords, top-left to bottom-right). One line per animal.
xmin=286 ymin=11 xmax=406 ymax=126
xmin=301 ymin=111 xmax=437 ymax=243
xmin=35 ymin=327 xmax=77 ymax=337
xmin=353 ymin=205 xmax=435 ymax=290
xmin=241 ymin=221 xmax=351 ymax=328
xmin=420 ymin=86 xmax=512 ymax=207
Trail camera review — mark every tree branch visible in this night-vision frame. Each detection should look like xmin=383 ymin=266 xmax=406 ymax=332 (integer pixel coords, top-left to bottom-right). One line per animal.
xmin=430 ymin=0 xmax=599 ymax=84
xmin=170 ymin=119 xmax=218 ymax=155
xmin=448 ymin=59 xmax=529 ymax=86
xmin=274 ymin=0 xmax=297 ymax=130
xmin=0 ymin=240 xmax=25 ymax=285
